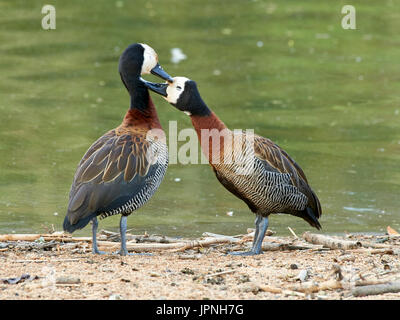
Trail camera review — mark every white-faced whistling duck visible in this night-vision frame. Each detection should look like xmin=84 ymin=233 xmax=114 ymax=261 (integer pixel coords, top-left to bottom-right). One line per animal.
xmin=63 ymin=43 xmax=172 ymax=255
xmin=144 ymin=77 xmax=322 ymax=255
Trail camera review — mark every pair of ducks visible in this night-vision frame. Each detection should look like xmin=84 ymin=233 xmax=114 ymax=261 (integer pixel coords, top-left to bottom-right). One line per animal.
xmin=63 ymin=43 xmax=322 ymax=256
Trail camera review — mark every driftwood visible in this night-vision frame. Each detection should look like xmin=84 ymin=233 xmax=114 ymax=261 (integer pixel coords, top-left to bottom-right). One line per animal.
xmin=352 ymin=281 xmax=400 ymax=297
xmin=303 ymin=232 xmax=362 ymax=250
xmin=355 ymin=279 xmax=395 ymax=287
xmin=1 ymin=230 xmax=398 ymax=258
xmin=259 ymin=285 xmax=306 ymax=297
xmin=205 ymin=270 xmax=236 ymax=278
xmin=0 ymin=233 xmax=107 ymax=243
xmin=171 ymin=237 xmax=239 ymax=252
xmin=99 ymin=230 xmax=181 ymax=243
xmin=202 ymin=232 xmax=241 ymax=243
xmin=292 ymin=279 xmax=344 ymax=293
xmin=96 ymin=237 xmax=239 ymax=252
xmin=0 ymin=233 xmax=72 ymax=242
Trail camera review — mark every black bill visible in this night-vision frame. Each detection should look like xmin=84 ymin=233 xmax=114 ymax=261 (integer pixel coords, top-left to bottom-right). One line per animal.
xmin=150 ymin=63 xmax=173 ymax=83
xmin=142 ymin=79 xmax=169 ymax=97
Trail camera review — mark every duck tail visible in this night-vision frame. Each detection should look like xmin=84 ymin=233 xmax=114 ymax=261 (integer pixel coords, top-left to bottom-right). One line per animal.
xmin=63 ymin=213 xmax=96 ymax=233
xmin=301 ymin=206 xmax=322 ymax=230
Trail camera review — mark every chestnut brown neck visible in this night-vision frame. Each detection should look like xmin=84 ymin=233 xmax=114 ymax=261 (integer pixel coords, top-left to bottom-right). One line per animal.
xmin=190 ymin=112 xmax=230 ymax=164
xmin=122 ymin=95 xmax=162 ymax=130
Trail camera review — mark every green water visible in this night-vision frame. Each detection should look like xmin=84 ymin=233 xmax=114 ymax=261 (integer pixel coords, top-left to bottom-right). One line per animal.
xmin=0 ymin=0 xmax=399 ymax=237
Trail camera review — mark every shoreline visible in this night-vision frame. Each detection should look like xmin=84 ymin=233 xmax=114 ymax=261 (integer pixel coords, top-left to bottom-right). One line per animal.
xmin=0 ymin=229 xmax=399 ymax=300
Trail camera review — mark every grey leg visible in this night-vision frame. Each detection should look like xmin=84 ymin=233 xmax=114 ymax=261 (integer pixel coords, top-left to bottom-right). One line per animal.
xmin=91 ymin=217 xmax=106 ymax=255
xmin=228 ymin=215 xmax=269 ymax=256
xmin=115 ymin=216 xmax=152 ymax=256
xmin=119 ymin=215 xmax=129 ymax=256
xmin=251 ymin=215 xmax=262 ymax=250
xmin=251 ymin=216 xmax=269 ymax=254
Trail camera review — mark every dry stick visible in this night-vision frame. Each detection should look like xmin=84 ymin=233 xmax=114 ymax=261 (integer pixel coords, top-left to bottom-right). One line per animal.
xmin=97 ymin=237 xmax=237 ymax=252
xmin=229 ymin=241 xmax=318 ymax=252
xmin=0 ymin=234 xmax=69 ymax=242
xmin=171 ymin=237 xmax=237 ymax=253
xmin=291 ymin=279 xmax=344 ymax=294
xmin=355 ymin=279 xmax=397 ymax=287
xmin=100 ymin=230 xmax=180 ymax=243
xmin=349 ymin=248 xmax=395 ymax=255
xmin=259 ymin=285 xmax=283 ymax=294
xmin=0 ymin=234 xmax=108 ymax=243
xmin=303 ymin=232 xmax=362 ymax=250
xmin=202 ymin=232 xmax=241 ymax=243
xmin=98 ymin=241 xmax=186 ymax=252
xmin=15 ymin=258 xmax=81 ymax=263
xmin=352 ymin=281 xmax=400 ymax=297
xmin=357 ymin=241 xmax=393 ymax=249
xmin=205 ymin=270 xmax=236 ymax=278
xmin=258 ymin=285 xmax=306 ymax=297
xmin=288 ymin=227 xmax=298 ymax=239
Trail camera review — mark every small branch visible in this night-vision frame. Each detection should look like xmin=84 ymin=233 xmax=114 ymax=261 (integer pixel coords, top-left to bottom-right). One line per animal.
xmin=205 ymin=270 xmax=236 ymax=278
xmin=171 ymin=237 xmax=238 ymax=253
xmin=352 ymin=281 xmax=400 ymax=297
xmin=202 ymin=232 xmax=241 ymax=243
xmin=288 ymin=227 xmax=298 ymax=239
xmin=291 ymin=279 xmax=344 ymax=294
xmin=303 ymin=232 xmax=362 ymax=250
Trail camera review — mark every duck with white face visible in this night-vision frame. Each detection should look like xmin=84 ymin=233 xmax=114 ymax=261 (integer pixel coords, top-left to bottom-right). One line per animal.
xmin=143 ymin=76 xmax=322 ymax=256
xmin=141 ymin=77 xmax=210 ymax=116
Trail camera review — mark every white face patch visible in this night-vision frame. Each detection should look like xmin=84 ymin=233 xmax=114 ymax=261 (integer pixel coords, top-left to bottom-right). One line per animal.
xmin=140 ymin=43 xmax=158 ymax=75
xmin=165 ymin=76 xmax=190 ymax=104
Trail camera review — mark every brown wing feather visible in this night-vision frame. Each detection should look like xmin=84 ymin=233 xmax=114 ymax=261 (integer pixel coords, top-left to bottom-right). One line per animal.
xmin=75 ymin=131 xmax=152 ymax=185
xmin=253 ymin=136 xmax=303 ymax=187
xmin=253 ymin=135 xmax=322 ymax=218
xmin=68 ymin=130 xmax=155 ymax=221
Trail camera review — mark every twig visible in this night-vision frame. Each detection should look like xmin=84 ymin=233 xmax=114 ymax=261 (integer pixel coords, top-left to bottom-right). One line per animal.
xmin=292 ymin=279 xmax=344 ymax=293
xmin=15 ymin=258 xmax=81 ymax=263
xmin=288 ymin=227 xmax=298 ymax=239
xmin=202 ymin=232 xmax=241 ymax=243
xmin=205 ymin=270 xmax=236 ymax=278
xmin=303 ymin=232 xmax=362 ymax=250
xmin=259 ymin=285 xmax=283 ymax=294
xmin=352 ymin=281 xmax=400 ymax=297
xmin=171 ymin=237 xmax=238 ymax=253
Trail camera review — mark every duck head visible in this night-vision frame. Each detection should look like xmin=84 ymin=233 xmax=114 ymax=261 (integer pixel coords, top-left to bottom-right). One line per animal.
xmin=142 ymin=76 xmax=210 ymax=116
xmin=119 ymin=43 xmax=172 ymax=110
xmin=119 ymin=43 xmax=172 ymax=83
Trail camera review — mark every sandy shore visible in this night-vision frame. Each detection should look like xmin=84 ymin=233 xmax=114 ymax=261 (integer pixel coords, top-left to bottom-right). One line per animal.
xmin=1 ymin=232 xmax=399 ymax=300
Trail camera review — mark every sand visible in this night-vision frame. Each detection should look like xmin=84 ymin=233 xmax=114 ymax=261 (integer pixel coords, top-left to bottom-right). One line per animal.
xmin=1 ymin=232 xmax=400 ymax=300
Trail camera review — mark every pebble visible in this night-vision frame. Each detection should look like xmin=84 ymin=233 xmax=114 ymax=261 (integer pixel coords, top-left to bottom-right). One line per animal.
xmin=181 ymin=268 xmax=195 ymax=275
xmin=296 ymin=269 xmax=310 ymax=282
xmin=239 ymin=283 xmax=260 ymax=294
xmin=149 ymin=272 xmax=161 ymax=277
xmin=336 ymin=254 xmax=355 ymax=262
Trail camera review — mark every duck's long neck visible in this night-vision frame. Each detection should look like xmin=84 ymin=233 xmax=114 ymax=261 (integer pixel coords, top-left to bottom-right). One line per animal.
xmin=190 ymin=111 xmax=230 ymax=164
xmin=122 ymin=95 xmax=162 ymax=130
xmin=120 ymin=73 xmax=162 ymax=130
